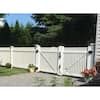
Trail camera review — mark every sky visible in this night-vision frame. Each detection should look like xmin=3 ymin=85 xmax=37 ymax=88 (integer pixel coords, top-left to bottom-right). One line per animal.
xmin=5 ymin=14 xmax=36 ymax=26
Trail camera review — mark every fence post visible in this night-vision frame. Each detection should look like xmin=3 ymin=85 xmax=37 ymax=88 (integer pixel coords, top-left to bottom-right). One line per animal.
xmin=35 ymin=44 xmax=41 ymax=72
xmin=87 ymin=43 xmax=95 ymax=69
xmin=10 ymin=46 xmax=14 ymax=69
xmin=57 ymin=46 xmax=64 ymax=75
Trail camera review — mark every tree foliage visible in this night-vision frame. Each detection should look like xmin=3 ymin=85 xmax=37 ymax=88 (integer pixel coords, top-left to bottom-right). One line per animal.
xmin=0 ymin=14 xmax=5 ymax=18
xmin=0 ymin=14 xmax=97 ymax=47
xmin=32 ymin=14 xmax=72 ymax=46
xmin=10 ymin=20 xmax=32 ymax=46
xmin=32 ymin=14 xmax=97 ymax=46
xmin=0 ymin=22 xmax=11 ymax=46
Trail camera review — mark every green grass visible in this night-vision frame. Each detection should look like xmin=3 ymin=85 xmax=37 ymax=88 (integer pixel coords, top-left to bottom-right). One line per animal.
xmin=64 ymin=77 xmax=73 ymax=86
xmin=0 ymin=66 xmax=28 ymax=76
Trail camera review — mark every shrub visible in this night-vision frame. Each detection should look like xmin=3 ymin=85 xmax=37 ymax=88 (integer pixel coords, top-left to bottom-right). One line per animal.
xmin=28 ymin=64 xmax=38 ymax=71
xmin=81 ymin=66 xmax=97 ymax=78
xmin=28 ymin=64 xmax=35 ymax=68
xmin=5 ymin=63 xmax=11 ymax=68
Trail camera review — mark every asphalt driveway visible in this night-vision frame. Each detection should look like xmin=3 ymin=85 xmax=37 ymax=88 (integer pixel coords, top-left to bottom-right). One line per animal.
xmin=0 ymin=72 xmax=85 ymax=86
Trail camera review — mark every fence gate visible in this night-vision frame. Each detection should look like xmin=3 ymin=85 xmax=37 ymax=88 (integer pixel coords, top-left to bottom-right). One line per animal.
xmin=62 ymin=48 xmax=87 ymax=77
xmin=35 ymin=44 xmax=95 ymax=77
xmin=38 ymin=47 xmax=58 ymax=74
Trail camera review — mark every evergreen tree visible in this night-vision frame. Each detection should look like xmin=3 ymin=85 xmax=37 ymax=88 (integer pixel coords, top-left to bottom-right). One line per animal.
xmin=11 ymin=21 xmax=32 ymax=46
xmin=10 ymin=20 xmax=21 ymax=46
xmin=0 ymin=14 xmax=5 ymax=18
xmin=32 ymin=14 xmax=97 ymax=46
xmin=32 ymin=14 xmax=71 ymax=46
xmin=0 ymin=22 xmax=11 ymax=46
xmin=17 ymin=24 xmax=32 ymax=46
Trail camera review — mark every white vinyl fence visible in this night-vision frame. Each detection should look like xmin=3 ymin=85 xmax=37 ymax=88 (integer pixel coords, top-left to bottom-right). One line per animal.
xmin=0 ymin=43 xmax=95 ymax=77
xmin=0 ymin=47 xmax=36 ymax=69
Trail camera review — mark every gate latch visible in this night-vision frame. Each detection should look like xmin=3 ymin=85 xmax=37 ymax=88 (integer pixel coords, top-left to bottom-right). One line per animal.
xmin=88 ymin=50 xmax=92 ymax=54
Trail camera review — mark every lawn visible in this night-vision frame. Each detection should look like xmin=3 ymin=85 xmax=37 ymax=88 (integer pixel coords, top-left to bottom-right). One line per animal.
xmin=0 ymin=66 xmax=28 ymax=76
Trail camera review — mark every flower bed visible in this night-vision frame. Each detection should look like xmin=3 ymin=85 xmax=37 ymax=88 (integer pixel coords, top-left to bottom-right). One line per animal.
xmin=81 ymin=66 xmax=97 ymax=82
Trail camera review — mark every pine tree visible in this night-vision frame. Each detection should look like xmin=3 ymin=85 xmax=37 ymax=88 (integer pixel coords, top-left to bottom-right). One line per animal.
xmin=0 ymin=22 xmax=11 ymax=46
xmin=32 ymin=14 xmax=97 ymax=46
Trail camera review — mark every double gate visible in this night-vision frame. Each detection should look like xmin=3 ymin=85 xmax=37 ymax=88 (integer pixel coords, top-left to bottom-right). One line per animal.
xmin=36 ymin=44 xmax=94 ymax=77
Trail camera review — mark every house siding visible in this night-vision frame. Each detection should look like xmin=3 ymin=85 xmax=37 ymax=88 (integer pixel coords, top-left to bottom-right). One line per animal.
xmin=95 ymin=14 xmax=100 ymax=62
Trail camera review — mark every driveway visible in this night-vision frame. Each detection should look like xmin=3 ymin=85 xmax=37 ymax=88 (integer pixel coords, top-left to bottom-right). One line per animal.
xmin=0 ymin=72 xmax=85 ymax=86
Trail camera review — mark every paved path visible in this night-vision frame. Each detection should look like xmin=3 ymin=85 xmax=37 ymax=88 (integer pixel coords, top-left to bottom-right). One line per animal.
xmin=0 ymin=72 xmax=85 ymax=86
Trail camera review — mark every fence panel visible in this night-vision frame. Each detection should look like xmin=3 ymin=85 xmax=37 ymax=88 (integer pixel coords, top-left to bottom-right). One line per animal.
xmin=13 ymin=47 xmax=35 ymax=68
xmin=0 ymin=47 xmax=10 ymax=65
